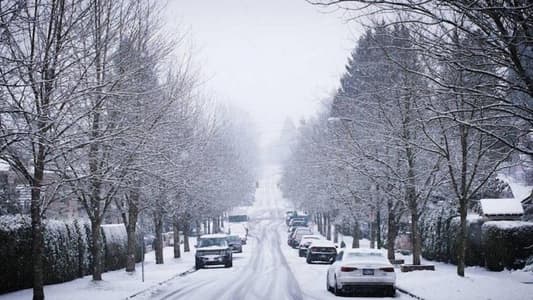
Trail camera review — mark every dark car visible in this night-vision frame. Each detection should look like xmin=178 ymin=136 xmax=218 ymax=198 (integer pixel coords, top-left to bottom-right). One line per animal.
xmin=226 ymin=234 xmax=243 ymax=253
xmin=195 ymin=234 xmax=233 ymax=269
xmin=306 ymin=240 xmax=337 ymax=264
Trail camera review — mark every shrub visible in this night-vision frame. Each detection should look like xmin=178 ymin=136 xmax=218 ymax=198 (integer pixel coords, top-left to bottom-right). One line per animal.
xmin=482 ymin=221 xmax=533 ymax=271
xmin=0 ymin=215 xmax=141 ymax=294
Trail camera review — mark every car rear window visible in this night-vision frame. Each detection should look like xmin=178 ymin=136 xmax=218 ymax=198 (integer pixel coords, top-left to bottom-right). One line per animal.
xmin=311 ymin=247 xmax=336 ymax=253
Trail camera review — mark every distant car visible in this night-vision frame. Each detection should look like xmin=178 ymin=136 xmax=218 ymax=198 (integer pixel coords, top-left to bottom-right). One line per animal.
xmin=285 ymin=211 xmax=297 ymax=225
xmin=288 ymin=217 xmax=308 ymax=227
xmin=288 ymin=227 xmax=313 ymax=248
xmin=326 ymin=248 xmax=396 ymax=297
xmin=306 ymin=240 xmax=337 ymax=263
xmin=229 ymin=223 xmax=248 ymax=245
xmin=298 ymin=235 xmax=322 ymax=257
xmin=195 ymin=234 xmax=233 ymax=269
xmin=226 ymin=235 xmax=243 ymax=253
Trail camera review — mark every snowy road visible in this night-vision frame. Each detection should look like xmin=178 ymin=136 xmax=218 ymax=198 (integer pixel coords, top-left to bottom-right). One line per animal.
xmin=140 ymin=166 xmax=407 ymax=300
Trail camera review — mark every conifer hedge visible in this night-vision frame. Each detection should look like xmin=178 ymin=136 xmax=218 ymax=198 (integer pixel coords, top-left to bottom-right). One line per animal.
xmin=0 ymin=215 xmax=141 ymax=294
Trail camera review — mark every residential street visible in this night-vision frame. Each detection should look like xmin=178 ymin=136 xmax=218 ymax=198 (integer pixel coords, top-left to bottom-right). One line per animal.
xmin=140 ymin=166 xmax=407 ymax=300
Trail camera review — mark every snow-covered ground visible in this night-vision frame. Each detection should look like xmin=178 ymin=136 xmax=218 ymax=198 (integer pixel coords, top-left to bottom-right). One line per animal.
xmin=0 ymin=243 xmax=197 ymax=300
xmin=2 ymin=164 xmax=532 ymax=300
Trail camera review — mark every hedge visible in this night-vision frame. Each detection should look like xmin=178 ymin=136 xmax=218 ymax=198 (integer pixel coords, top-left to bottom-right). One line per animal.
xmin=482 ymin=221 xmax=533 ymax=271
xmin=420 ymin=210 xmax=533 ymax=271
xmin=0 ymin=216 xmax=142 ymax=294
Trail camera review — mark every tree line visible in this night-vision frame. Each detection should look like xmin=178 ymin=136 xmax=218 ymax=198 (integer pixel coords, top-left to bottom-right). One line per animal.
xmin=0 ymin=1 xmax=258 ymax=299
xmin=282 ymin=1 xmax=531 ymax=278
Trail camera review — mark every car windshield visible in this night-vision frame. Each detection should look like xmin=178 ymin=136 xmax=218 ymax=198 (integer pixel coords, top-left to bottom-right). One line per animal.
xmin=227 ymin=236 xmax=240 ymax=241
xmin=198 ymin=238 xmax=227 ymax=247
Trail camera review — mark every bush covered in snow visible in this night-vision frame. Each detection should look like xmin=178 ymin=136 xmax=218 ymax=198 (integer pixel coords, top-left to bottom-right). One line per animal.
xmin=0 ymin=215 xmax=141 ymax=293
xmin=482 ymin=221 xmax=533 ymax=271
xmin=420 ymin=209 xmax=484 ymax=266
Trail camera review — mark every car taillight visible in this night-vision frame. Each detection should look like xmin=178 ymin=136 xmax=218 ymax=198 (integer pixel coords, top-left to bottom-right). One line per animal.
xmin=380 ymin=267 xmax=395 ymax=272
xmin=340 ymin=266 xmax=358 ymax=272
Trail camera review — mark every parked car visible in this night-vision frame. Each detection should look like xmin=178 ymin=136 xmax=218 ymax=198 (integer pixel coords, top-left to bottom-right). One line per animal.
xmin=195 ymin=234 xmax=233 ymax=269
xmin=288 ymin=219 xmax=307 ymax=228
xmin=226 ymin=234 xmax=243 ymax=253
xmin=288 ymin=227 xmax=313 ymax=248
xmin=285 ymin=211 xmax=297 ymax=225
xmin=298 ymin=235 xmax=322 ymax=257
xmin=306 ymin=240 xmax=337 ymax=263
xmin=326 ymin=248 xmax=396 ymax=297
xmin=288 ymin=224 xmax=307 ymax=234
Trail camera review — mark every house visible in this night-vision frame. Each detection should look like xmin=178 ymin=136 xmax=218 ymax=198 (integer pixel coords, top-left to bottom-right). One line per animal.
xmin=479 ymin=198 xmax=524 ymax=221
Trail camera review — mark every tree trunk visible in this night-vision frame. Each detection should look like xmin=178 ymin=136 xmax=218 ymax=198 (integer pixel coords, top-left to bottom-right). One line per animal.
xmin=457 ymin=198 xmax=467 ymax=276
xmin=184 ymin=222 xmax=190 ymax=252
xmin=317 ymin=213 xmax=322 ymax=235
xmin=352 ymin=220 xmax=360 ymax=248
xmin=387 ymin=202 xmax=397 ymax=261
xmin=196 ymin=220 xmax=201 ymax=236
xmin=173 ymin=218 xmax=181 ymax=258
xmin=213 ymin=217 xmax=219 ymax=233
xmin=410 ymin=209 xmax=421 ymax=265
xmin=91 ymin=219 xmax=103 ymax=280
xmin=370 ymin=219 xmax=376 ymax=249
xmin=31 ymin=166 xmax=45 ymax=300
xmin=376 ymin=208 xmax=382 ymax=249
xmin=154 ymin=212 xmax=164 ymax=264
xmin=333 ymin=224 xmax=339 ymax=243
xmin=125 ymin=197 xmax=138 ymax=272
xmin=325 ymin=213 xmax=331 ymax=241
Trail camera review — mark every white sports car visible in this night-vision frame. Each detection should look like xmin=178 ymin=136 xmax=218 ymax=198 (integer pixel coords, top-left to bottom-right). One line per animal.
xmin=326 ymin=248 xmax=396 ymax=297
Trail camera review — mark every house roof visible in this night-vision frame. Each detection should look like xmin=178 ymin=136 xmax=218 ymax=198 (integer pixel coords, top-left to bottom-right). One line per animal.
xmin=479 ymin=198 xmax=524 ymax=216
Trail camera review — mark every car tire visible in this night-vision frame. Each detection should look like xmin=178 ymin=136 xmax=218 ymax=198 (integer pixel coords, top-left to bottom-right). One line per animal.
xmin=334 ymin=276 xmax=342 ymax=296
xmin=225 ymin=259 xmax=233 ymax=268
xmin=306 ymin=257 xmax=313 ymax=264
xmin=326 ymin=272 xmax=333 ymax=293
xmin=195 ymin=259 xmax=202 ymax=270
xmin=386 ymin=286 xmax=396 ymax=297
xmin=298 ymin=251 xmax=303 ymax=257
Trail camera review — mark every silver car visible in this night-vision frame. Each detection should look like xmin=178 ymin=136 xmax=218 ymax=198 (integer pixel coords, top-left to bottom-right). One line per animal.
xmin=326 ymin=248 xmax=396 ymax=297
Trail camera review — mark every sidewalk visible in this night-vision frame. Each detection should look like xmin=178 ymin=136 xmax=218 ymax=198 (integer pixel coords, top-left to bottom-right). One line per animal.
xmin=0 ymin=243 xmax=196 ymax=300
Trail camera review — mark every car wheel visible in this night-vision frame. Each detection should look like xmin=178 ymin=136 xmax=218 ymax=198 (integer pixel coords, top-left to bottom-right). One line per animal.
xmin=298 ymin=251 xmax=303 ymax=257
xmin=386 ymin=286 xmax=396 ymax=297
xmin=225 ymin=259 xmax=233 ymax=268
xmin=195 ymin=259 xmax=202 ymax=270
xmin=326 ymin=272 xmax=333 ymax=292
xmin=306 ymin=257 xmax=312 ymax=264
xmin=333 ymin=276 xmax=342 ymax=296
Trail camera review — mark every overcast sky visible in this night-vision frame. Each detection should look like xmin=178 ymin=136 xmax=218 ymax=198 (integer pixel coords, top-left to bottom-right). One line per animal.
xmin=164 ymin=0 xmax=359 ymax=146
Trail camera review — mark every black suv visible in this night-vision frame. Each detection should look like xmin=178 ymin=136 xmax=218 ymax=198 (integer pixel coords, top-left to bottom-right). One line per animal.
xmin=195 ymin=234 xmax=233 ymax=269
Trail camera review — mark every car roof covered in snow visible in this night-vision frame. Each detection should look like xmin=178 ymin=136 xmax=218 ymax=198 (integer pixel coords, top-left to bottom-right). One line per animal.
xmin=309 ymin=239 xmax=336 ymax=248
xmin=479 ymin=198 xmax=524 ymax=216
xmin=343 ymin=248 xmax=387 ymax=255
xmin=199 ymin=233 xmax=228 ymax=239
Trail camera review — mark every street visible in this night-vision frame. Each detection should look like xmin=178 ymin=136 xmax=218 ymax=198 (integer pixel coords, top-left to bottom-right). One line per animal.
xmin=140 ymin=166 xmax=407 ymax=300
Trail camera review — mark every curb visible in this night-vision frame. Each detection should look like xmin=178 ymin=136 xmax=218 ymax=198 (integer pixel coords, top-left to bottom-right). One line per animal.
xmin=396 ymin=286 xmax=425 ymax=300
xmin=126 ymin=267 xmax=197 ymax=299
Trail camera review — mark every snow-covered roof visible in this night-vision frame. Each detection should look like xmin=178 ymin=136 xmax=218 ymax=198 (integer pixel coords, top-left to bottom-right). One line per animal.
xmin=498 ymin=174 xmax=533 ymax=202
xmin=479 ymin=198 xmax=524 ymax=216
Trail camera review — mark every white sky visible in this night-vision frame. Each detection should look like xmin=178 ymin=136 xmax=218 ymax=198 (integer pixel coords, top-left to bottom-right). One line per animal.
xmin=164 ymin=0 xmax=359 ymax=146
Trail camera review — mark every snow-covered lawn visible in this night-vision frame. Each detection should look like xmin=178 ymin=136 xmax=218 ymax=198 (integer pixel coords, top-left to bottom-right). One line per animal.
xmin=332 ymin=234 xmax=533 ymax=300
xmin=0 ymin=243 xmax=197 ymax=300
